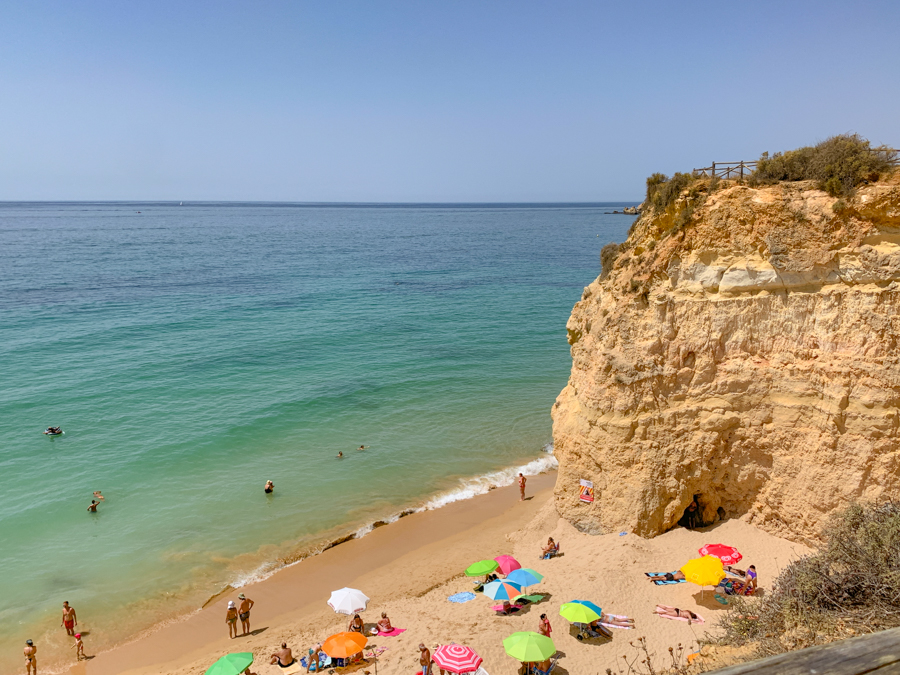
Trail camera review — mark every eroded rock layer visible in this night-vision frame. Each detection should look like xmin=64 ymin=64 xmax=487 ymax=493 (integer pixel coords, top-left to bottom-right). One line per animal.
xmin=552 ymin=174 xmax=900 ymax=541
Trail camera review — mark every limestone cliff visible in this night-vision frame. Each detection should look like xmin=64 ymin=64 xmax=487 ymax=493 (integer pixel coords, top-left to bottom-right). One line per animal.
xmin=552 ymin=172 xmax=900 ymax=542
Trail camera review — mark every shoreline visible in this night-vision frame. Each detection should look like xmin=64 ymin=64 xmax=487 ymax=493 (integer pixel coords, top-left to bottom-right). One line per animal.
xmin=74 ymin=472 xmax=560 ymax=675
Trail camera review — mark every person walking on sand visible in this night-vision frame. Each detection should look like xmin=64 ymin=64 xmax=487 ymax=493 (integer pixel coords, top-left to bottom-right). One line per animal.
xmin=24 ymin=639 xmax=37 ymax=675
xmin=518 ymin=473 xmax=526 ymax=501
xmin=61 ymin=602 xmax=77 ymax=635
xmin=87 ymin=500 xmax=99 ymax=513
xmin=226 ymin=600 xmax=239 ymax=638
xmin=538 ymin=613 xmax=552 ymax=637
xmin=238 ymin=593 xmax=254 ymax=635
xmin=418 ymin=644 xmax=431 ymax=675
xmin=72 ymin=633 xmax=85 ymax=660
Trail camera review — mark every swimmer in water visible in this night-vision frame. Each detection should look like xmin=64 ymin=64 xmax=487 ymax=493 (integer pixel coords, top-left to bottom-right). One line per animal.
xmin=337 ymin=451 xmax=343 ymax=458
xmin=357 ymin=445 xmax=367 ymax=451
xmin=87 ymin=500 xmax=99 ymax=513
xmin=93 ymin=491 xmax=105 ymax=501
xmin=264 ymin=480 xmax=274 ymax=494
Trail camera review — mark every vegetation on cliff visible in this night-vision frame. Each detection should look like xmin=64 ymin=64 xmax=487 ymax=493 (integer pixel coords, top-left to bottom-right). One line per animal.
xmin=717 ymin=502 xmax=900 ymax=658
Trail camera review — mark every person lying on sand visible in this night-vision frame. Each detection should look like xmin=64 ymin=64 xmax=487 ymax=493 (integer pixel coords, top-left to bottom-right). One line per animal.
xmin=540 ymin=537 xmax=559 ymax=559
xmin=270 ymin=643 xmax=294 ymax=668
xmin=646 ymin=571 xmax=685 ymax=582
xmin=654 ymin=605 xmax=700 ymax=625
xmin=594 ymin=613 xmax=634 ymax=627
xmin=376 ymin=612 xmax=393 ymax=633
xmin=348 ymin=613 xmax=364 ymax=633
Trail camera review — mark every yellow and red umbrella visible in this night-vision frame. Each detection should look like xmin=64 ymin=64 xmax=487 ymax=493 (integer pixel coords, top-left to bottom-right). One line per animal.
xmin=699 ymin=544 xmax=742 ymax=566
xmin=322 ymin=632 xmax=367 ymax=659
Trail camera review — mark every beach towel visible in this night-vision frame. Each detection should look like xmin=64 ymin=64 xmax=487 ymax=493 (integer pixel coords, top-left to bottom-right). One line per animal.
xmin=513 ymin=594 xmax=544 ymax=605
xmin=376 ymin=627 xmax=406 ymax=637
xmin=492 ymin=603 xmax=523 ymax=613
xmin=448 ymin=592 xmax=476 ymax=603
xmin=274 ymin=662 xmax=304 ymax=675
xmin=656 ymin=612 xmax=705 ymax=625
xmin=645 ymin=572 xmax=686 ymax=585
xmin=601 ymin=614 xmax=633 ymax=630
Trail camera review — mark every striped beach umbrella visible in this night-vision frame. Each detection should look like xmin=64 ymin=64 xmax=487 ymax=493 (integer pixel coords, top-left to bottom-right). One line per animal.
xmin=433 ymin=644 xmax=483 ymax=674
xmin=483 ymin=580 xmax=523 ymax=601
xmin=506 ymin=568 xmax=544 ymax=588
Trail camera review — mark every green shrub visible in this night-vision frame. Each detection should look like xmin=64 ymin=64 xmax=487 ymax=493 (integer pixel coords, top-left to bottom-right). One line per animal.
xmin=717 ymin=502 xmax=900 ymax=658
xmin=645 ymin=172 xmax=697 ymax=212
xmin=753 ymin=134 xmax=895 ymax=196
xmin=600 ymin=242 xmax=621 ymax=279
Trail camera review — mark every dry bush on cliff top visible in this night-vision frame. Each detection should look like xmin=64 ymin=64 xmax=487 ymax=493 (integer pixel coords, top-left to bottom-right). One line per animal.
xmin=752 ymin=133 xmax=896 ymax=196
xmin=717 ymin=502 xmax=900 ymax=658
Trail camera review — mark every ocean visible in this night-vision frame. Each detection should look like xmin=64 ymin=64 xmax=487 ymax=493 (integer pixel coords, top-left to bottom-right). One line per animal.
xmin=0 ymin=202 xmax=633 ymax=670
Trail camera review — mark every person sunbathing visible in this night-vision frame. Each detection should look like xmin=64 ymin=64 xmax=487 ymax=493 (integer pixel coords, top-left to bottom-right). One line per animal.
xmin=595 ymin=613 xmax=634 ymax=627
xmin=270 ymin=643 xmax=295 ymax=668
xmin=348 ymin=614 xmax=364 ymax=633
xmin=646 ymin=571 xmax=685 ymax=582
xmin=376 ymin=612 xmax=393 ymax=633
xmin=540 ymin=537 xmax=559 ymax=559
xmin=654 ymin=605 xmax=700 ymax=624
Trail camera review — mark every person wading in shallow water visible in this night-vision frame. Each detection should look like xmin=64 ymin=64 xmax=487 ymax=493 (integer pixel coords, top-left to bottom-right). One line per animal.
xmin=238 ymin=593 xmax=254 ymax=635
xmin=24 ymin=639 xmax=37 ymax=675
xmin=61 ymin=602 xmax=77 ymax=636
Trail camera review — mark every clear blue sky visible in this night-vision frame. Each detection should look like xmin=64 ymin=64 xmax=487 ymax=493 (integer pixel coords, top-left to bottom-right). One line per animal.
xmin=1 ymin=0 xmax=898 ymax=202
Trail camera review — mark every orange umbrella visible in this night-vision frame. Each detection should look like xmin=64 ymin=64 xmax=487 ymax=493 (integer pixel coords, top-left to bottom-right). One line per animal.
xmin=322 ymin=631 xmax=367 ymax=659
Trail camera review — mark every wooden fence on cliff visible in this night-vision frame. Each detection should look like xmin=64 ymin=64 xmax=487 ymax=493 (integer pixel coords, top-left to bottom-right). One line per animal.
xmin=694 ymin=147 xmax=899 ymax=180
xmin=706 ymin=626 xmax=900 ymax=674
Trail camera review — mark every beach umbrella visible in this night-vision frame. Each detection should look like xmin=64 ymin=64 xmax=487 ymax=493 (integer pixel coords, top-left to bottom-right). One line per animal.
xmin=559 ymin=602 xmax=600 ymax=624
xmin=503 ymin=631 xmax=556 ymax=663
xmin=506 ymin=568 xmax=543 ymax=588
xmin=465 ymin=559 xmax=500 ymax=577
xmin=699 ymin=543 xmax=742 ymax=566
xmin=494 ymin=555 xmax=522 ymax=575
xmin=680 ymin=555 xmax=725 ymax=592
xmin=433 ymin=644 xmax=483 ymax=673
xmin=204 ymin=652 xmax=253 ymax=675
xmin=327 ymin=587 xmax=370 ymax=614
xmin=570 ymin=600 xmax=603 ymax=617
xmin=483 ymin=580 xmax=523 ymax=601
xmin=322 ymin=631 xmax=367 ymax=659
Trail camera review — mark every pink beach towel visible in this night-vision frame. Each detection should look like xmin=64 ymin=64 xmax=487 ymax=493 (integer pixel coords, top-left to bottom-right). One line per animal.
xmin=656 ymin=612 xmax=705 ymax=625
xmin=377 ymin=628 xmax=406 ymax=637
xmin=491 ymin=603 xmax=523 ymax=612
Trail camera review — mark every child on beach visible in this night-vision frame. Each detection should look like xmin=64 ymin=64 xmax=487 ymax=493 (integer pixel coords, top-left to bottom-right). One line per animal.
xmin=72 ymin=633 xmax=85 ymax=660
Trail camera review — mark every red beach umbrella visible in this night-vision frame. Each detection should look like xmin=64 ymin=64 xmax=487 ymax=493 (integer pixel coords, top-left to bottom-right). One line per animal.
xmin=433 ymin=644 xmax=483 ymax=674
xmin=698 ymin=544 xmax=742 ymax=566
xmin=494 ymin=555 xmax=522 ymax=575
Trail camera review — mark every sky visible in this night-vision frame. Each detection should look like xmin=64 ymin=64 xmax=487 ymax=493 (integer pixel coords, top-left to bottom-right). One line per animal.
xmin=1 ymin=0 xmax=898 ymax=202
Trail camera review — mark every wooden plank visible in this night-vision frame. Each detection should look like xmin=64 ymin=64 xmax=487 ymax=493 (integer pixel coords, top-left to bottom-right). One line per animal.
xmin=705 ymin=627 xmax=900 ymax=674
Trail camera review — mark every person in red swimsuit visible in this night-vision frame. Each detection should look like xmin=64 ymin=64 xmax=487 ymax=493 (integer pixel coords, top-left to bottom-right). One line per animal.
xmin=61 ymin=601 xmax=77 ymax=635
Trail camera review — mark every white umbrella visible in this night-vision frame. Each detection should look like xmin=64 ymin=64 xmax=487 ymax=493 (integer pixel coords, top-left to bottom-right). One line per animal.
xmin=327 ymin=587 xmax=370 ymax=615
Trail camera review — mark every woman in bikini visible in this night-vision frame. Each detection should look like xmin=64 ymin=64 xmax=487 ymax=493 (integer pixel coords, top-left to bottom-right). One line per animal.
xmin=348 ymin=613 xmax=364 ymax=633
xmin=24 ymin=640 xmax=37 ymax=675
xmin=376 ymin=612 xmax=393 ymax=633
xmin=654 ymin=605 xmax=700 ymax=624
xmin=264 ymin=480 xmax=274 ymax=494
xmin=226 ymin=601 xmax=239 ymax=638
xmin=646 ymin=571 xmax=685 ymax=582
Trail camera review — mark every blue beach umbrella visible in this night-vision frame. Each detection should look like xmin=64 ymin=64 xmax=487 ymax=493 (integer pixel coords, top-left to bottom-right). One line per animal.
xmin=506 ymin=568 xmax=544 ymax=588
xmin=483 ymin=580 xmax=523 ymax=601
xmin=571 ymin=600 xmax=603 ymax=616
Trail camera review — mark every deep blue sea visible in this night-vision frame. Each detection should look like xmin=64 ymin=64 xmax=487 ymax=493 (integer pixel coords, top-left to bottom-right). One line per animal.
xmin=0 ymin=202 xmax=633 ymax=668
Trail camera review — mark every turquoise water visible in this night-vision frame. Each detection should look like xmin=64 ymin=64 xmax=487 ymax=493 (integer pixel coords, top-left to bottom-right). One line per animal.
xmin=0 ymin=202 xmax=632 ymax=668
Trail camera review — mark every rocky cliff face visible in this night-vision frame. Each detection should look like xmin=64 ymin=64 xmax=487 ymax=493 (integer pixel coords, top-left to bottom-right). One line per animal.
xmin=552 ymin=172 xmax=900 ymax=542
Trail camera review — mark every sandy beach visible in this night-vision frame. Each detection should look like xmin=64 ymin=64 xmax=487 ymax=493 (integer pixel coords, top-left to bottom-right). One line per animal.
xmin=62 ymin=472 xmax=810 ymax=675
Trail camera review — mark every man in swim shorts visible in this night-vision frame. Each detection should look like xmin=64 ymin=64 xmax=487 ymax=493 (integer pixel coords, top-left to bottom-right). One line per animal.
xmin=87 ymin=500 xmax=99 ymax=513
xmin=418 ymin=644 xmax=431 ymax=675
xmin=270 ymin=643 xmax=294 ymax=668
xmin=238 ymin=593 xmax=254 ymax=635
xmin=24 ymin=639 xmax=37 ymax=675
xmin=61 ymin=602 xmax=77 ymax=635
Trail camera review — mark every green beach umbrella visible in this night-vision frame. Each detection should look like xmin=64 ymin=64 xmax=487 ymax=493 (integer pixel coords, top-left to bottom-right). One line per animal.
xmin=466 ymin=559 xmax=500 ymax=577
xmin=503 ymin=631 xmax=556 ymax=662
xmin=559 ymin=602 xmax=601 ymax=624
xmin=204 ymin=652 xmax=253 ymax=675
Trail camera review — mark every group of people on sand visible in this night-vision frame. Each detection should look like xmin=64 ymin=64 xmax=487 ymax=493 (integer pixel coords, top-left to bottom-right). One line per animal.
xmin=24 ymin=601 xmax=88 ymax=674
xmin=225 ymin=594 xmax=256 ymax=639
xmin=644 ymin=564 xmax=759 ymax=624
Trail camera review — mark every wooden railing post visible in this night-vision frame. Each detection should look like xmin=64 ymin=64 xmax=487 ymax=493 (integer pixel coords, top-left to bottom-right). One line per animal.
xmin=711 ymin=162 xmax=716 ymax=179
xmin=740 ymin=161 xmax=744 ymax=181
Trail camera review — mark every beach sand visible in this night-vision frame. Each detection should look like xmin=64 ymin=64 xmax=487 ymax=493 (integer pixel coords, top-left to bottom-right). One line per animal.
xmin=67 ymin=473 xmax=810 ymax=675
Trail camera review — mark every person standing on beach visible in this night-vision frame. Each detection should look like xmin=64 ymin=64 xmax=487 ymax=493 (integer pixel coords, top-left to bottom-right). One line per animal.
xmin=238 ymin=593 xmax=254 ymax=635
xmin=72 ymin=633 xmax=85 ymax=660
xmin=24 ymin=639 xmax=37 ymax=675
xmin=226 ymin=601 xmax=239 ymax=638
xmin=519 ymin=473 xmax=527 ymax=501
xmin=418 ymin=644 xmax=431 ymax=675
xmin=538 ymin=613 xmax=552 ymax=637
xmin=61 ymin=602 xmax=77 ymax=635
